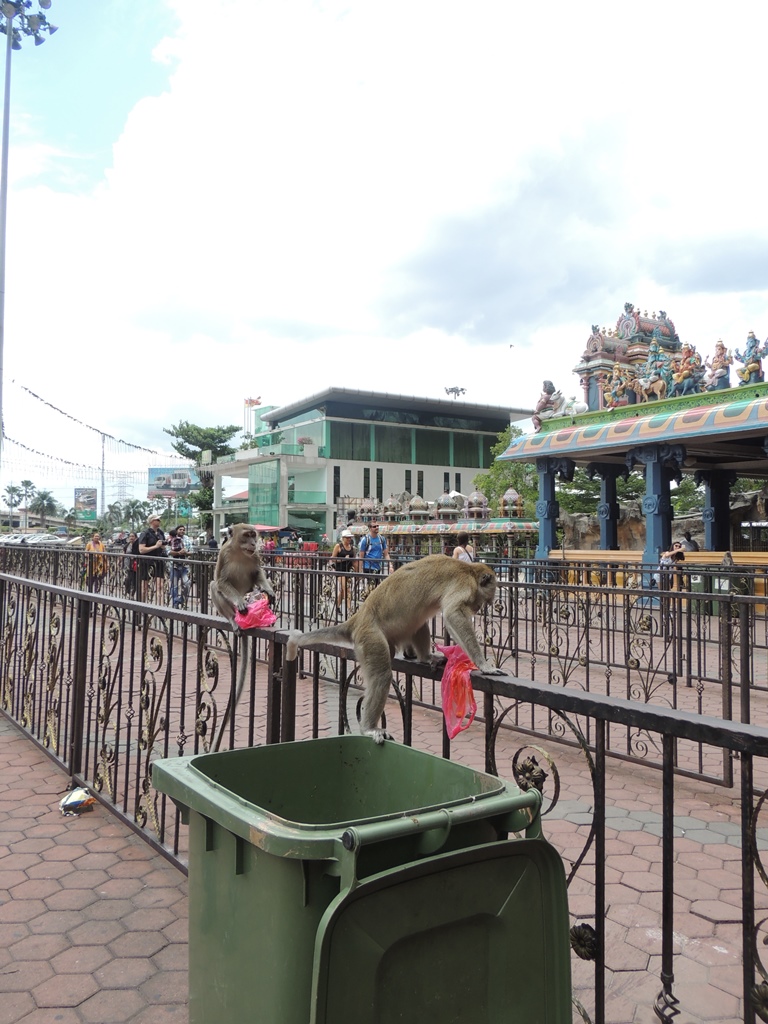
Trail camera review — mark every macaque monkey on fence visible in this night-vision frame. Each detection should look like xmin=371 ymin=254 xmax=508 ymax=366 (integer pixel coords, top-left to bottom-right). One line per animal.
xmin=209 ymin=524 xmax=275 ymax=746
xmin=287 ymin=554 xmax=502 ymax=743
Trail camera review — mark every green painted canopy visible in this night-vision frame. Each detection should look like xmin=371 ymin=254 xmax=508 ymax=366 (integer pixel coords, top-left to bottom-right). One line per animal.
xmin=500 ymin=390 xmax=768 ymax=478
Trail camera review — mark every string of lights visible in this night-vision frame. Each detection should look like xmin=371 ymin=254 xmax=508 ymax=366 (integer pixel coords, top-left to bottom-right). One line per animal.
xmin=8 ymin=379 xmax=185 ymax=456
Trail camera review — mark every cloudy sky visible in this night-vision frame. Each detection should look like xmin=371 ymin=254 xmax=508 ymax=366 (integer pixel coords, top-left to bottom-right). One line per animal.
xmin=1 ymin=0 xmax=767 ymax=507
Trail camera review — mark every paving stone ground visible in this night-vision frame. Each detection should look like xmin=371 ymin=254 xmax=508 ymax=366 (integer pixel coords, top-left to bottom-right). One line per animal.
xmin=2 ymin=694 xmax=766 ymax=1024
xmin=0 ymin=715 xmax=189 ymax=1024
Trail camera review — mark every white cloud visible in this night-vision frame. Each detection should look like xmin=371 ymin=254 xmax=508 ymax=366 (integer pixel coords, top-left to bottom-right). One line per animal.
xmin=3 ymin=0 xmax=768 ymax=504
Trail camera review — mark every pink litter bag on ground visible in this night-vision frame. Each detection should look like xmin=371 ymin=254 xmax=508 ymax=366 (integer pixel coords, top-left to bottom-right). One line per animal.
xmin=436 ymin=643 xmax=477 ymax=739
xmin=233 ymin=595 xmax=277 ymax=630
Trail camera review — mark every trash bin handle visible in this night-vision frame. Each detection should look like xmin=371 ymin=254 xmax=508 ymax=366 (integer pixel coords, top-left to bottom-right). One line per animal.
xmin=335 ymin=790 xmax=541 ymax=891
xmin=339 ymin=789 xmax=541 ymax=855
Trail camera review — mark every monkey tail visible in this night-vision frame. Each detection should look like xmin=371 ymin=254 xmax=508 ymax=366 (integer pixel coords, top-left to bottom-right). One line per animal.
xmin=214 ymin=635 xmax=250 ymax=752
xmin=285 ymin=623 xmax=353 ymax=661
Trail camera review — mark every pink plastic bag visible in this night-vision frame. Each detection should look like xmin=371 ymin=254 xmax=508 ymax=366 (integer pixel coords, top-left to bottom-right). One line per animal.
xmin=436 ymin=643 xmax=477 ymax=739
xmin=234 ymin=595 xmax=277 ymax=630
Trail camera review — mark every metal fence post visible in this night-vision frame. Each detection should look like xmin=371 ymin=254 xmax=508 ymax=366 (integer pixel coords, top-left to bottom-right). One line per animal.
xmin=721 ymin=600 xmax=734 ymax=787
xmin=266 ymin=635 xmax=282 ymax=744
xmin=70 ymin=596 xmax=91 ymax=777
xmin=279 ymin=639 xmax=295 ymax=743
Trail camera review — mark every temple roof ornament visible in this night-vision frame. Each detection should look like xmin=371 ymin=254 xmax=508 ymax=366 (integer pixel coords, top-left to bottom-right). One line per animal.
xmin=360 ymin=497 xmax=379 ymax=520
xmin=615 ymin=303 xmax=679 ymax=347
xmin=382 ymin=495 xmax=403 ymax=521
xmin=464 ymin=489 xmax=489 ymax=519
xmin=408 ymin=494 xmax=430 ymax=518
xmin=435 ymin=490 xmax=460 ymax=520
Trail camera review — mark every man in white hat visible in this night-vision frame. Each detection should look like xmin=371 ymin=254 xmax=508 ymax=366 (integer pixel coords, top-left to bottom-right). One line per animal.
xmin=138 ymin=514 xmax=167 ymax=603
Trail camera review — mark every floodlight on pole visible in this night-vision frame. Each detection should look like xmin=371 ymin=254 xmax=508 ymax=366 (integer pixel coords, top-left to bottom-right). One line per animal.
xmin=0 ymin=1 xmax=57 ymax=470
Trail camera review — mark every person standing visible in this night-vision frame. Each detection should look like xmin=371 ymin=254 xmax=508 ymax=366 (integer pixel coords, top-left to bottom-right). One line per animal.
xmin=359 ymin=522 xmax=389 ymax=577
xmin=452 ymin=532 xmax=475 ymax=563
xmin=123 ymin=532 xmax=139 ymax=597
xmin=84 ymin=531 xmax=106 ymax=592
xmin=331 ymin=529 xmax=357 ymax=607
xmin=168 ymin=524 xmax=192 ymax=608
xmin=139 ymin=515 xmax=167 ymax=602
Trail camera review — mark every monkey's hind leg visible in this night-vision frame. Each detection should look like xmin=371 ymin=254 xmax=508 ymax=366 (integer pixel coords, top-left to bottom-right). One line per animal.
xmin=400 ymin=623 xmax=433 ymax=662
xmin=357 ymin=632 xmax=396 ymax=745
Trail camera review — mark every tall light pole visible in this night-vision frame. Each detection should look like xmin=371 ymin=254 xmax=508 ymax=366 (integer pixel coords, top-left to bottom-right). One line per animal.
xmin=0 ymin=1 xmax=57 ymax=468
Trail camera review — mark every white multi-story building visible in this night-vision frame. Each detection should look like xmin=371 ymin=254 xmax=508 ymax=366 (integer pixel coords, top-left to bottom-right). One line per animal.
xmin=209 ymin=388 xmax=531 ymax=539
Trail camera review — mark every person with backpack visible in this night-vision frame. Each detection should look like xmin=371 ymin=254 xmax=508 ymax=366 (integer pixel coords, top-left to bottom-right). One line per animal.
xmin=359 ymin=522 xmax=389 ymax=576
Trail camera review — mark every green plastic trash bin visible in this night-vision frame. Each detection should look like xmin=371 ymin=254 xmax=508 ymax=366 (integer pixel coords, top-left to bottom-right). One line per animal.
xmin=689 ymin=572 xmax=713 ymax=614
xmin=152 ymin=736 xmax=571 ymax=1024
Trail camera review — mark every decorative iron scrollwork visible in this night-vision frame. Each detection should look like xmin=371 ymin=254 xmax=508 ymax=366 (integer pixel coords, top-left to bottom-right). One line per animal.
xmin=570 ymin=922 xmax=598 ymax=961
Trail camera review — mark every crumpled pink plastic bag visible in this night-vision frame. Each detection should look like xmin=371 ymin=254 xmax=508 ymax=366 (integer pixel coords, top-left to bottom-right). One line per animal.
xmin=436 ymin=643 xmax=477 ymax=739
xmin=234 ymin=595 xmax=277 ymax=630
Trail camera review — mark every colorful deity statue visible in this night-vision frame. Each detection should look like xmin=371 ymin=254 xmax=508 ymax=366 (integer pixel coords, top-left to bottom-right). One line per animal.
xmin=602 ymin=362 xmax=631 ymax=408
xmin=670 ymin=342 xmax=705 ymax=397
xmin=734 ymin=331 xmax=768 ymax=385
xmin=532 ymin=380 xmax=589 ymax=431
xmin=643 ymin=337 xmax=667 ymax=384
xmin=704 ymin=340 xmax=733 ymax=391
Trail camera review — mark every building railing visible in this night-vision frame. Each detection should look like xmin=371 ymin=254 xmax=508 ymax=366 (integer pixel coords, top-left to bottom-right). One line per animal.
xmin=287 ymin=489 xmax=326 ymax=503
xmin=2 ymin=568 xmax=768 ymax=1022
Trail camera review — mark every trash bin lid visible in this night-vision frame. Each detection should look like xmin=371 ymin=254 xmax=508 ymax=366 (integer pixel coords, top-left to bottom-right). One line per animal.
xmin=311 ymin=839 xmax=571 ymax=1024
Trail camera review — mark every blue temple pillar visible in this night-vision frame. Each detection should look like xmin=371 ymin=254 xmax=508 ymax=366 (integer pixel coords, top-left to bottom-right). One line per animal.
xmin=535 ymin=457 xmax=574 ymax=559
xmin=695 ymin=470 xmax=736 ymax=550
xmin=627 ymin=444 xmax=686 ymax=565
xmin=587 ymin=463 xmax=627 ymax=550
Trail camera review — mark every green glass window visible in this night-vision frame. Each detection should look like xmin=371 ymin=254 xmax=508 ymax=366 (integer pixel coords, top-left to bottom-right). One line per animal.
xmin=248 ymin=460 xmax=280 ymax=525
xmin=329 ymin=421 xmax=370 ymax=461
xmin=480 ymin=434 xmax=496 ymax=469
xmin=374 ymin=424 xmax=411 ymax=463
xmin=414 ymin=429 xmax=449 ymax=466
xmin=453 ymin=432 xmax=479 ymax=467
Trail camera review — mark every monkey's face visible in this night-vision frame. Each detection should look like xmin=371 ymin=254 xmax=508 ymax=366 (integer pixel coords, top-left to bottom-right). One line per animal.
xmin=476 ymin=568 xmax=497 ymax=608
xmin=239 ymin=528 xmax=258 ymax=556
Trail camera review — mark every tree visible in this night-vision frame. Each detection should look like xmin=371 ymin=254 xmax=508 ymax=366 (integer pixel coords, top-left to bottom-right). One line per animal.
xmin=472 ymin=426 xmax=538 ymax=516
xmin=106 ymin=502 xmax=124 ymax=527
xmin=19 ymin=479 xmax=35 ymax=531
xmin=28 ymin=489 xmax=58 ymax=529
xmin=3 ymin=484 xmax=21 ymax=530
xmin=164 ymin=421 xmax=240 ymax=529
xmin=123 ymin=499 xmax=149 ymax=530
xmin=670 ymin=477 xmax=704 ymax=516
xmin=557 ymin=468 xmax=645 ymax=515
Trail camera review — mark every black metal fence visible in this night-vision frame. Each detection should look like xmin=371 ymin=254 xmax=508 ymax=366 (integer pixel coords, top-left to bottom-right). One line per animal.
xmin=4 ymin=561 xmax=768 ymax=1021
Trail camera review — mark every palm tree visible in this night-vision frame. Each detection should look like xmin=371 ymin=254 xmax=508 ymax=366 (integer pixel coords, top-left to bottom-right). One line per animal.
xmin=28 ymin=489 xmax=58 ymax=530
xmin=19 ymin=480 xmax=36 ymax=532
xmin=3 ymin=484 xmax=21 ymax=530
xmin=106 ymin=502 xmax=124 ymax=527
xmin=123 ymin=500 xmax=146 ymax=530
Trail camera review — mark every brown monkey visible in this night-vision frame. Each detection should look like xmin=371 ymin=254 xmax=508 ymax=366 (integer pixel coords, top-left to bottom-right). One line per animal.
xmin=286 ymin=555 xmax=502 ymax=743
xmin=209 ymin=523 xmax=274 ymax=623
xmin=209 ymin=524 xmax=275 ymax=748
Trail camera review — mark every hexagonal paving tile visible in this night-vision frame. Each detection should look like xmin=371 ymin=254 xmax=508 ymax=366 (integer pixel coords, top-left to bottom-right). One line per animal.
xmin=95 ymin=956 xmax=156 ymax=989
xmin=79 ymin=987 xmax=148 ymax=1022
xmin=32 ymin=971 xmax=99 ymax=1007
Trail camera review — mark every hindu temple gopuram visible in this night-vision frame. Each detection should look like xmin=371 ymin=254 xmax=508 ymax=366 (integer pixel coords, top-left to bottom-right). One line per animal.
xmin=499 ymin=303 xmax=768 ymax=562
